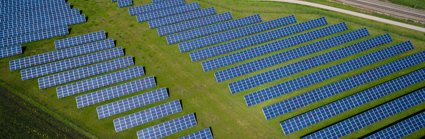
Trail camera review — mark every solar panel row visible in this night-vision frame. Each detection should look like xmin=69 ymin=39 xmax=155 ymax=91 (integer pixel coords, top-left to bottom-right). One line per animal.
xmin=118 ymin=0 xmax=133 ymax=8
xmin=114 ymin=100 xmax=182 ymax=132
xmin=364 ymin=111 xmax=425 ymax=139
xmin=20 ymin=47 xmax=124 ymax=80
xmin=57 ymin=66 xmax=145 ymax=99
xmin=263 ymin=43 xmax=422 ymax=120
xmin=0 ymin=45 xmax=22 ymax=58
xmin=168 ymin=15 xmax=262 ymax=45
xmin=0 ymin=0 xmax=64 ymax=7
xmin=246 ymin=41 xmax=412 ymax=107
xmin=158 ymin=12 xmax=233 ymax=36
xmin=136 ymin=3 xmax=200 ymax=22
xmin=76 ymin=76 xmax=156 ymax=108
xmin=229 ymin=34 xmax=392 ymax=94
xmin=180 ymin=128 xmax=213 ymax=139
xmin=97 ymin=88 xmax=169 ymax=119
xmin=10 ymin=39 xmax=115 ymax=71
xmin=1 ymin=26 xmax=69 ymax=48
xmin=303 ymin=87 xmax=425 ymax=139
xmin=128 ymin=0 xmax=185 ymax=16
xmin=215 ymin=28 xmax=369 ymax=82
xmin=190 ymin=17 xmax=325 ymax=62
xmin=1 ymin=3 xmax=72 ymax=22
xmin=38 ymin=56 xmax=134 ymax=89
xmin=149 ymin=7 xmax=216 ymax=29
xmin=0 ymin=0 xmax=66 ymax=14
xmin=55 ymin=31 xmax=107 ymax=50
xmin=202 ymin=22 xmax=348 ymax=72
xmin=280 ymin=68 xmax=425 ymax=135
xmin=136 ymin=113 xmax=197 ymax=139
xmin=179 ymin=15 xmax=294 ymax=53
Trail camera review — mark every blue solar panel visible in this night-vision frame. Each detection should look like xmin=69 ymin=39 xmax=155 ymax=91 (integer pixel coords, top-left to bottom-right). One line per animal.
xmin=118 ymin=0 xmax=132 ymax=8
xmin=180 ymin=128 xmax=213 ymax=139
xmin=158 ymin=12 xmax=232 ymax=36
xmin=0 ymin=0 xmax=66 ymax=14
xmin=0 ymin=26 xmax=69 ymax=48
xmin=168 ymin=15 xmax=262 ymax=45
xmin=1 ymin=4 xmax=72 ymax=22
xmin=263 ymin=43 xmax=422 ymax=120
xmin=152 ymin=0 xmax=180 ymax=3
xmin=76 ymin=76 xmax=156 ymax=108
xmin=97 ymin=88 xmax=169 ymax=119
xmin=215 ymin=28 xmax=369 ymax=82
xmin=10 ymin=39 xmax=115 ymax=71
xmin=149 ymin=7 xmax=216 ymax=28
xmin=20 ymin=47 xmax=124 ymax=80
xmin=246 ymin=41 xmax=413 ymax=107
xmin=137 ymin=113 xmax=197 ymax=139
xmin=55 ymin=31 xmax=107 ymax=50
xmin=179 ymin=15 xmax=295 ymax=52
xmin=202 ymin=22 xmax=347 ymax=72
xmin=38 ymin=56 xmax=134 ymax=89
xmin=128 ymin=0 xmax=185 ymax=16
xmin=365 ymin=111 xmax=425 ymax=139
xmin=229 ymin=34 xmax=392 ymax=94
xmin=303 ymin=88 xmax=425 ymax=139
xmin=57 ymin=66 xmax=144 ymax=99
xmin=0 ymin=0 xmax=64 ymax=7
xmin=136 ymin=3 xmax=200 ymax=22
xmin=114 ymin=100 xmax=182 ymax=132
xmin=0 ymin=45 xmax=22 ymax=58
xmin=280 ymin=68 xmax=425 ymax=135
xmin=190 ymin=17 xmax=326 ymax=62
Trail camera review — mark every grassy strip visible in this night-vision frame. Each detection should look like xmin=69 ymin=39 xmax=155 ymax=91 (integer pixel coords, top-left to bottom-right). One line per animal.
xmin=388 ymin=0 xmax=425 ymax=10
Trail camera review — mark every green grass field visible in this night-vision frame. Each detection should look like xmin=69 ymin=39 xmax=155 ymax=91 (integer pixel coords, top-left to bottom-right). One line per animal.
xmin=388 ymin=0 xmax=425 ymax=10
xmin=1 ymin=0 xmax=425 ymax=138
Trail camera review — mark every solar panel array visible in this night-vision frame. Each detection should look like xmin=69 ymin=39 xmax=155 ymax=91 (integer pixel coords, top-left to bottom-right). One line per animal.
xmin=128 ymin=0 xmax=185 ymax=16
xmin=262 ymin=42 xmax=422 ymax=120
xmin=20 ymin=47 xmax=124 ymax=80
xmin=117 ymin=0 xmax=132 ymax=8
xmin=364 ymin=111 xmax=425 ymax=139
xmin=54 ymin=31 xmax=107 ymax=49
xmin=76 ymin=76 xmax=157 ymax=108
xmin=280 ymin=68 xmax=425 ymax=135
xmin=136 ymin=114 xmax=197 ymax=139
xmin=57 ymin=66 xmax=145 ymax=98
xmin=180 ymin=128 xmax=213 ymax=139
xmin=303 ymin=88 xmax=425 ymax=139
xmin=229 ymin=34 xmax=392 ymax=94
xmin=114 ymin=100 xmax=183 ymax=132
xmin=168 ymin=15 xmax=262 ymax=45
xmin=246 ymin=41 xmax=413 ymax=107
xmin=136 ymin=3 xmax=200 ymax=22
xmin=0 ymin=46 xmax=22 ymax=58
xmin=202 ymin=22 xmax=348 ymax=72
xmin=38 ymin=56 xmax=134 ymax=89
xmin=179 ymin=15 xmax=295 ymax=52
xmin=97 ymin=88 xmax=169 ymax=119
xmin=1 ymin=27 xmax=69 ymax=48
xmin=149 ymin=7 xmax=217 ymax=29
xmin=158 ymin=12 xmax=233 ymax=36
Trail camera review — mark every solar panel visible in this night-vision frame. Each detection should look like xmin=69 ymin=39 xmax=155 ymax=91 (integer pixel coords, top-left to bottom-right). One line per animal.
xmin=57 ymin=66 xmax=145 ymax=99
xmin=152 ymin=0 xmax=181 ymax=3
xmin=118 ymin=0 xmax=132 ymax=8
xmin=180 ymin=128 xmax=213 ymax=139
xmin=0 ymin=45 xmax=22 ymax=58
xmin=215 ymin=28 xmax=369 ymax=82
xmin=149 ymin=7 xmax=216 ymax=28
xmin=202 ymin=22 xmax=347 ymax=72
xmin=10 ymin=39 xmax=115 ymax=71
xmin=55 ymin=31 xmax=107 ymax=50
xmin=168 ymin=15 xmax=262 ymax=45
xmin=280 ymin=68 xmax=425 ymax=135
xmin=179 ymin=15 xmax=295 ymax=52
xmin=20 ymin=47 xmax=124 ymax=80
xmin=364 ymin=111 xmax=425 ymax=139
xmin=128 ymin=0 xmax=185 ymax=16
xmin=263 ymin=43 xmax=422 ymax=120
xmin=190 ymin=17 xmax=325 ymax=62
xmin=1 ymin=4 xmax=72 ymax=22
xmin=38 ymin=56 xmax=134 ymax=89
xmin=303 ymin=88 xmax=425 ymax=139
xmin=76 ymin=76 xmax=156 ymax=108
xmin=96 ymin=88 xmax=169 ymax=119
xmin=158 ymin=12 xmax=232 ymax=36
xmin=0 ymin=0 xmax=66 ymax=14
xmin=114 ymin=100 xmax=182 ymax=132
xmin=0 ymin=0 xmax=65 ymax=7
xmin=136 ymin=3 xmax=200 ymax=22
xmin=1 ymin=26 xmax=69 ymax=48
xmin=246 ymin=41 xmax=413 ymax=107
xmin=136 ymin=113 xmax=197 ymax=139
xmin=229 ymin=34 xmax=392 ymax=94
